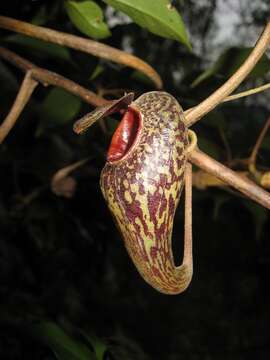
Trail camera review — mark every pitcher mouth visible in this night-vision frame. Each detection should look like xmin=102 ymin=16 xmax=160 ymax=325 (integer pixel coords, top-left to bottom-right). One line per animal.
xmin=107 ymin=105 xmax=142 ymax=163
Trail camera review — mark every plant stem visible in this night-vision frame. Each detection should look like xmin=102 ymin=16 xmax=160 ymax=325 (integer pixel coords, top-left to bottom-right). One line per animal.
xmin=0 ymin=15 xmax=162 ymax=89
xmin=190 ymin=149 xmax=270 ymax=209
xmin=0 ymin=71 xmax=38 ymax=143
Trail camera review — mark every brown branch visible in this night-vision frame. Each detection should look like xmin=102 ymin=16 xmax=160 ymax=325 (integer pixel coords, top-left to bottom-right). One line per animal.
xmin=185 ymin=21 xmax=270 ymax=127
xmin=0 ymin=15 xmax=162 ymax=89
xmin=189 ymin=148 xmax=270 ymax=209
xmin=0 ymin=70 xmax=38 ymax=143
xmin=0 ymin=46 xmax=108 ymax=107
xmin=193 ymin=168 xmax=270 ymax=191
xmin=191 ymin=118 xmax=270 ymax=191
xmin=0 ymin=30 xmax=269 ymax=209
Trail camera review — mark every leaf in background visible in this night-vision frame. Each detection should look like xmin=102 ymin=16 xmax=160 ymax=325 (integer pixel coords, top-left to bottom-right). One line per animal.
xmin=5 ymin=34 xmax=72 ymax=63
xmin=192 ymin=47 xmax=270 ymax=87
xmin=198 ymin=137 xmax=221 ymax=159
xmin=65 ymin=0 xmax=111 ymax=39
xmin=37 ymin=88 xmax=81 ymax=135
xmin=243 ymin=202 xmax=268 ymax=241
xmin=261 ymin=136 xmax=270 ymax=151
xmin=90 ymin=64 xmax=105 ymax=80
xmin=32 ymin=321 xmax=96 ymax=360
xmin=203 ymin=110 xmax=227 ymax=131
xmin=31 ymin=5 xmax=48 ymax=25
xmin=103 ymin=0 xmax=191 ymax=49
xmin=104 ymin=116 xmax=119 ymax=135
xmin=31 ymin=2 xmax=61 ymax=25
xmin=131 ymin=70 xmax=156 ymax=86
xmin=213 ymin=193 xmax=231 ymax=220
xmin=80 ymin=331 xmax=107 ymax=360
xmin=0 ymin=60 xmax=19 ymax=91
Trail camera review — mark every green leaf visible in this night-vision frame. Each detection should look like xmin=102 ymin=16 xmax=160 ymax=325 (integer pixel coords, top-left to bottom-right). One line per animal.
xmin=103 ymin=0 xmax=191 ymax=48
xmin=90 ymin=64 xmax=105 ymax=80
xmin=131 ymin=70 xmax=156 ymax=86
xmin=80 ymin=331 xmax=107 ymax=360
xmin=5 ymin=34 xmax=72 ymax=63
xmin=192 ymin=47 xmax=270 ymax=87
xmin=32 ymin=321 xmax=96 ymax=360
xmin=65 ymin=0 xmax=111 ymax=39
xmin=37 ymin=88 xmax=81 ymax=135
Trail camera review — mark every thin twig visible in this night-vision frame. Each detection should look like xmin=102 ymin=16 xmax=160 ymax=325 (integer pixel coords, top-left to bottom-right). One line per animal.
xmin=0 ymin=15 xmax=162 ymax=89
xmin=13 ymin=185 xmax=47 ymax=212
xmin=0 ymin=46 xmax=108 ymax=107
xmin=0 ymin=71 xmax=38 ymax=143
xmin=185 ymin=21 xmax=270 ymax=127
xmin=183 ymin=83 xmax=270 ymax=118
xmin=51 ymin=158 xmax=89 ymax=198
xmin=189 ymin=148 xmax=270 ymax=209
xmin=248 ymin=116 xmax=270 ymax=180
xmin=51 ymin=158 xmax=89 ymax=185
xmin=223 ymin=82 xmax=270 ymax=102
xmin=218 ymin=126 xmax=232 ymax=164
xmin=249 ymin=116 xmax=270 ymax=166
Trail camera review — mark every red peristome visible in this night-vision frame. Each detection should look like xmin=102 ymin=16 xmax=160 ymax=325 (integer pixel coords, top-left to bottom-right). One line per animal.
xmin=107 ymin=107 xmax=141 ymax=162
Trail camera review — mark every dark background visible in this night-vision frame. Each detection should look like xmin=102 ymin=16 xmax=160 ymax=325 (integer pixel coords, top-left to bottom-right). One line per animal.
xmin=0 ymin=1 xmax=270 ymax=359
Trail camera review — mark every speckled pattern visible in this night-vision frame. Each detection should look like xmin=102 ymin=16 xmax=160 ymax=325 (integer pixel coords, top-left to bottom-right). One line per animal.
xmin=100 ymin=91 xmax=192 ymax=294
